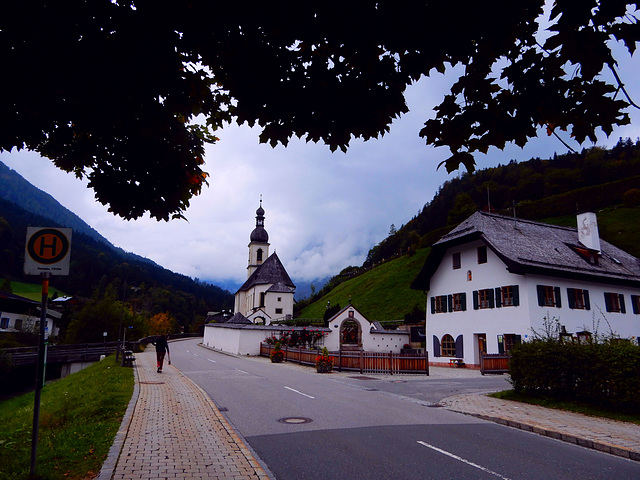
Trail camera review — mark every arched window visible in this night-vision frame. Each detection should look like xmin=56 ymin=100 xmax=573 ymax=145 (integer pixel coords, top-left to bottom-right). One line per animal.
xmin=257 ymin=248 xmax=263 ymax=262
xmin=441 ymin=334 xmax=456 ymax=357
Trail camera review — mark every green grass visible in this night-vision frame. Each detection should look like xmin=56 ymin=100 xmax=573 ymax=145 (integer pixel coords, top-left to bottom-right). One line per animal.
xmin=490 ymin=390 xmax=640 ymax=425
xmin=299 ymin=248 xmax=430 ymax=322
xmin=6 ymin=280 xmax=69 ymax=302
xmin=0 ymin=355 xmax=134 ymax=479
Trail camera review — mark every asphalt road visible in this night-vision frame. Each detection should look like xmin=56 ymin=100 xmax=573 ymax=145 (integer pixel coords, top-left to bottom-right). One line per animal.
xmin=171 ymin=339 xmax=640 ymax=480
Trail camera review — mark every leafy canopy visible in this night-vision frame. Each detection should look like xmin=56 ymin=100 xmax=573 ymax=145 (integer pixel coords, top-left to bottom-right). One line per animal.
xmin=1 ymin=1 xmax=638 ymax=220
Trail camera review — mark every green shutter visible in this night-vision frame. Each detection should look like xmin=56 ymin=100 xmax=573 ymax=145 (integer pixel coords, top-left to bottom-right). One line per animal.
xmin=495 ymin=287 xmax=502 ymax=308
xmin=513 ymin=285 xmax=520 ymax=306
xmin=567 ymin=288 xmax=575 ymax=309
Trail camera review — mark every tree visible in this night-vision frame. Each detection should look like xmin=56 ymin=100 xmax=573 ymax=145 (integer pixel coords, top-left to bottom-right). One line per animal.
xmin=2 ymin=1 xmax=638 ymax=220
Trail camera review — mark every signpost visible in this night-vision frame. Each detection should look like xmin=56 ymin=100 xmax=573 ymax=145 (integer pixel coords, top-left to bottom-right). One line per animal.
xmin=24 ymin=227 xmax=72 ymax=477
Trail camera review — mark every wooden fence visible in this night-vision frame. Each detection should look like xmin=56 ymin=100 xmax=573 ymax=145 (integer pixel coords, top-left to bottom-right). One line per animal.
xmin=480 ymin=353 xmax=510 ymax=375
xmin=260 ymin=343 xmax=429 ymax=375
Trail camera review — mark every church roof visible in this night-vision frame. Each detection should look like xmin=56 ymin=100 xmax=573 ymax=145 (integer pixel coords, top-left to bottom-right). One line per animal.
xmin=411 ymin=211 xmax=640 ymax=291
xmin=237 ymin=252 xmax=296 ymax=293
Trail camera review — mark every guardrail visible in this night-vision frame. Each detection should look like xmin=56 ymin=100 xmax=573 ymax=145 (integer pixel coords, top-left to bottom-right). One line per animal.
xmin=1 ymin=342 xmax=121 ymax=366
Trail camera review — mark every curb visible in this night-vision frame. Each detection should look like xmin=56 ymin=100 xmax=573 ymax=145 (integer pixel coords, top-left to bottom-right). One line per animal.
xmin=447 ymin=408 xmax=640 ymax=462
xmin=96 ymin=360 xmax=141 ymax=480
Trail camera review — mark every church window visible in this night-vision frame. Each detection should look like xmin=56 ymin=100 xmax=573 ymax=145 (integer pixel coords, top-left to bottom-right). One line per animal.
xmin=275 ymin=308 xmax=283 ymax=315
xmin=477 ymin=245 xmax=487 ymax=264
xmin=259 ymin=292 xmax=266 ymax=307
xmin=257 ymin=248 xmax=263 ymax=262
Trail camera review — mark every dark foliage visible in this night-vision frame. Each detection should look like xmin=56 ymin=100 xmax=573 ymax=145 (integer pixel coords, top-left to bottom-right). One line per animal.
xmin=509 ymin=340 xmax=640 ymax=411
xmin=1 ymin=1 xmax=637 ymax=219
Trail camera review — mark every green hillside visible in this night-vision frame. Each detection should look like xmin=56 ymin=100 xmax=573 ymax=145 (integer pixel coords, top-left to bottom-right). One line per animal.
xmin=298 ymin=247 xmax=430 ymax=322
xmin=299 ymin=205 xmax=640 ymax=323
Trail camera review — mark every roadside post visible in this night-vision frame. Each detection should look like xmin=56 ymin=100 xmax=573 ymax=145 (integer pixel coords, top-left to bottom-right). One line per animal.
xmin=24 ymin=227 xmax=72 ymax=477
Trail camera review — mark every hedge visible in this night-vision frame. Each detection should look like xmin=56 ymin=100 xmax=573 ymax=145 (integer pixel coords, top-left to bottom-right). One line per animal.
xmin=509 ymin=340 xmax=640 ymax=410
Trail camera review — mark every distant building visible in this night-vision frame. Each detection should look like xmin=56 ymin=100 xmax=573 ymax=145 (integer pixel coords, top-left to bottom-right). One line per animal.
xmin=0 ymin=291 xmax=60 ymax=339
xmin=233 ymin=201 xmax=295 ymax=324
xmin=412 ymin=211 xmax=640 ymax=368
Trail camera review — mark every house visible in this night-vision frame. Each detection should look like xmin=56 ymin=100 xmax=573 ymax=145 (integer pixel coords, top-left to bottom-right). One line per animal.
xmin=411 ymin=211 xmax=640 ymax=368
xmin=233 ymin=201 xmax=296 ymax=324
xmin=203 ymin=304 xmax=410 ymax=356
xmin=0 ymin=291 xmax=60 ymax=339
xmin=323 ymin=304 xmax=410 ymax=353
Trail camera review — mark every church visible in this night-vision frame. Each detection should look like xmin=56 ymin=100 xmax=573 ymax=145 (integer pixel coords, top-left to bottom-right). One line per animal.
xmin=233 ymin=201 xmax=296 ymax=325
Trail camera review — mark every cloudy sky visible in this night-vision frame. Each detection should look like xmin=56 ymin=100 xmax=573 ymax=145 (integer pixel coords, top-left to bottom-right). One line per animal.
xmin=2 ymin=51 xmax=639 ymax=293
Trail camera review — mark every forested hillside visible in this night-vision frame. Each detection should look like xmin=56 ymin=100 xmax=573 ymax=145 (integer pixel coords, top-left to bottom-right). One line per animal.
xmin=0 ymin=188 xmax=233 ymax=345
xmin=296 ymin=139 xmax=640 ymax=321
xmin=365 ymin=138 xmax=640 ymax=267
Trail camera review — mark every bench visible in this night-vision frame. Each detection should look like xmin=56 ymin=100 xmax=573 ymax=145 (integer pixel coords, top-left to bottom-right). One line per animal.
xmin=122 ymin=350 xmax=135 ymax=367
xmin=449 ymin=358 xmax=465 ymax=367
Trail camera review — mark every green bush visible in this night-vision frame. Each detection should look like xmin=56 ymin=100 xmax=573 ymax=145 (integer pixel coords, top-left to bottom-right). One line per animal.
xmin=509 ymin=340 xmax=640 ymax=410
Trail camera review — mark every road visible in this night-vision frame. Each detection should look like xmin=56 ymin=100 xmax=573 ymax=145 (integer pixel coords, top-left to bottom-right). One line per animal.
xmin=170 ymin=339 xmax=640 ymax=480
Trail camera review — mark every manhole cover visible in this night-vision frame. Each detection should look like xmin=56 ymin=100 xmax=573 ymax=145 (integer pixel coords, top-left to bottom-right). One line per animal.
xmin=427 ymin=404 xmax=444 ymax=408
xmin=218 ymin=407 xmax=229 ymax=412
xmin=140 ymin=381 xmax=165 ymax=385
xmin=278 ymin=417 xmax=313 ymax=424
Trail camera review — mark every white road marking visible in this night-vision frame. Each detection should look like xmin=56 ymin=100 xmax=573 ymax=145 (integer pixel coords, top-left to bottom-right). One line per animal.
xmin=417 ymin=441 xmax=512 ymax=480
xmin=207 ymin=359 xmax=216 ymax=363
xmin=285 ymin=386 xmax=315 ymax=399
xmin=236 ymin=369 xmax=250 ymax=375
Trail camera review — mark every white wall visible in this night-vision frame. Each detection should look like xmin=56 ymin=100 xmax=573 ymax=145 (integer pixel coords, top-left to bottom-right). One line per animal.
xmin=426 ymin=241 xmax=640 ymax=366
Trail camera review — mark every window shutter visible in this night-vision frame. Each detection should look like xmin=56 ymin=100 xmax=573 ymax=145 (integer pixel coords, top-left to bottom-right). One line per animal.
xmin=495 ymin=288 xmax=502 ymax=308
xmin=497 ymin=335 xmax=504 ymax=354
xmin=584 ymin=290 xmax=590 ymax=311
xmin=554 ymin=287 xmax=562 ymax=308
xmin=536 ymin=285 xmax=545 ymax=306
xmin=632 ymin=295 xmax=640 ymax=314
xmin=455 ymin=335 xmax=464 ymax=358
xmin=567 ymin=288 xmax=575 ymax=309
xmin=433 ymin=335 xmax=441 ymax=357
xmin=473 ymin=290 xmax=479 ymax=310
xmin=513 ymin=285 xmax=520 ymax=306
xmin=431 ymin=297 xmax=436 ymax=314
xmin=461 ymin=292 xmax=467 ymax=311
xmin=447 ymin=295 xmax=453 ymax=313
xmin=488 ymin=289 xmax=495 ymax=308
xmin=619 ymin=294 xmax=626 ymax=314
xmin=514 ymin=335 xmax=522 ymax=345
xmin=604 ymin=292 xmax=612 ymax=312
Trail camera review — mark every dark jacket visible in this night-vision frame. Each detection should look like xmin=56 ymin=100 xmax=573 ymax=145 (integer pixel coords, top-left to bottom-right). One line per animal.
xmin=152 ymin=335 xmax=169 ymax=353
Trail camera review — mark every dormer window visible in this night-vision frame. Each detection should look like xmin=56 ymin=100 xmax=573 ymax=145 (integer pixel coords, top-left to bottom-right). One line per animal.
xmin=569 ymin=244 xmax=599 ymax=265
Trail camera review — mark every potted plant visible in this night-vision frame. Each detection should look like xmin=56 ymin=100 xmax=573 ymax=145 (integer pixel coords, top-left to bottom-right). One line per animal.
xmin=270 ymin=341 xmax=284 ymax=363
xmin=315 ymin=347 xmax=334 ymax=373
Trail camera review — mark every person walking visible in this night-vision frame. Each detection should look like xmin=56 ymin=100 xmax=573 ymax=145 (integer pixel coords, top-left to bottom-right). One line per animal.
xmin=151 ymin=334 xmax=170 ymax=373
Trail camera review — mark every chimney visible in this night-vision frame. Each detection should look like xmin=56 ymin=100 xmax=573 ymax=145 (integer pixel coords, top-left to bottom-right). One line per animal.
xmin=577 ymin=212 xmax=601 ymax=253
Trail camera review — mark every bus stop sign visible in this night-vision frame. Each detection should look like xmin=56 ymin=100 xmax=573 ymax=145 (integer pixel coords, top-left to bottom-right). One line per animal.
xmin=24 ymin=227 xmax=72 ymax=276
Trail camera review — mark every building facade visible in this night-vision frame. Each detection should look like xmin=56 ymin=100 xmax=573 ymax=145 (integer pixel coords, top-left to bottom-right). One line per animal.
xmin=412 ymin=211 xmax=640 ymax=368
xmin=233 ymin=201 xmax=295 ymax=324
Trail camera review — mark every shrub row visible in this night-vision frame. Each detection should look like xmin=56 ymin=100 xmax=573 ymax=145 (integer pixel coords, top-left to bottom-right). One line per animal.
xmin=509 ymin=341 xmax=640 ymax=410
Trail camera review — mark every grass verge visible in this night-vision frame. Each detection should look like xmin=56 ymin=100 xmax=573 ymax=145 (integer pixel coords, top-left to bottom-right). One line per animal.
xmin=0 ymin=355 xmax=134 ymax=479
xmin=490 ymin=390 xmax=640 ymax=425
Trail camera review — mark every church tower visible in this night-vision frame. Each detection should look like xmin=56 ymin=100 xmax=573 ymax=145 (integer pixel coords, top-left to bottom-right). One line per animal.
xmin=247 ymin=199 xmax=270 ymax=278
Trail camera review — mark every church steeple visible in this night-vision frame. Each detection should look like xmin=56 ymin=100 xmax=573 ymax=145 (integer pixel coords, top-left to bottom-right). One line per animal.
xmin=247 ymin=198 xmax=270 ymax=277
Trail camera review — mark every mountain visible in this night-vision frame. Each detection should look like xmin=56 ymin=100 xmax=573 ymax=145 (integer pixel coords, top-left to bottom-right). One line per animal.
xmin=0 ymin=161 xmax=111 ymax=245
xmin=0 ymin=161 xmax=234 ymax=330
xmin=296 ymin=140 xmax=640 ymax=321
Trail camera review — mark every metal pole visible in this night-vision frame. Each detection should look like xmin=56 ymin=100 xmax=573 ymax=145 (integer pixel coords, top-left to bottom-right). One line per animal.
xmin=30 ymin=272 xmax=50 ymax=476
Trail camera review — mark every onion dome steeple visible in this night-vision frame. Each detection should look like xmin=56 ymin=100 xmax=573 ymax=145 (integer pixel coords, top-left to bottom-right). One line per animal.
xmin=250 ymin=198 xmax=269 ymax=243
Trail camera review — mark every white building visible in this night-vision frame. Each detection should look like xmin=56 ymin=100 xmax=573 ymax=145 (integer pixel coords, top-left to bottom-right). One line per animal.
xmin=0 ymin=291 xmax=60 ymax=339
xmin=233 ymin=201 xmax=296 ymax=325
xmin=411 ymin=211 xmax=640 ymax=368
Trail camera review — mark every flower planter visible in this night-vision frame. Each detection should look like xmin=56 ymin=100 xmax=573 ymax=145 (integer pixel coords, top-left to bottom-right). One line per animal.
xmin=316 ymin=363 xmax=333 ymax=373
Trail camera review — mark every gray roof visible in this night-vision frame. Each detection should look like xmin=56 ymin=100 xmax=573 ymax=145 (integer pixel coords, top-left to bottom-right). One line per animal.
xmin=227 ymin=312 xmax=252 ymax=324
xmin=237 ymin=252 xmax=296 ymax=293
xmin=412 ymin=211 xmax=640 ymax=290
